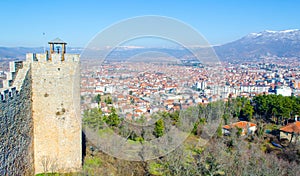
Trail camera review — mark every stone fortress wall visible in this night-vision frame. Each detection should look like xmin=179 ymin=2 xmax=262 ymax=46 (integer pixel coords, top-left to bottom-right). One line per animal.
xmin=29 ymin=53 xmax=81 ymax=174
xmin=0 ymin=40 xmax=81 ymax=175
xmin=0 ymin=62 xmax=34 ymax=175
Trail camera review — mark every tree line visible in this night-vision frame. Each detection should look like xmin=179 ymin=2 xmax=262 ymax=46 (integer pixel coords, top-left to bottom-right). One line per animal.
xmin=84 ymin=94 xmax=300 ymax=143
xmin=252 ymin=94 xmax=300 ymax=124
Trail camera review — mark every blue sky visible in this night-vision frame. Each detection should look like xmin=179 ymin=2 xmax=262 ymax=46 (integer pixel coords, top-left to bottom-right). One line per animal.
xmin=1 ymin=0 xmax=300 ymax=47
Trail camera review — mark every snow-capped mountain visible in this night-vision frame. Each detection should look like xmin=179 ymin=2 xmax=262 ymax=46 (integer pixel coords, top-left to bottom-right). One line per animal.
xmin=215 ymin=29 xmax=300 ymax=60
xmin=246 ymin=29 xmax=300 ymax=40
xmin=1 ymin=29 xmax=300 ymax=62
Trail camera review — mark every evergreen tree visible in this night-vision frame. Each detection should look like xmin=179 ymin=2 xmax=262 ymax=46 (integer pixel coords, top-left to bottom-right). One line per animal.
xmin=94 ymin=94 xmax=101 ymax=104
xmin=154 ymin=119 xmax=165 ymax=138
xmin=240 ymin=100 xmax=254 ymax=121
xmin=105 ymin=107 xmax=120 ymax=127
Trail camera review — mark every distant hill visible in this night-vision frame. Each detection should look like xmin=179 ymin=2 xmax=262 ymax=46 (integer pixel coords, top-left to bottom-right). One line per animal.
xmin=0 ymin=47 xmax=43 ymax=60
xmin=214 ymin=29 xmax=300 ymax=61
xmin=2 ymin=29 xmax=300 ymax=62
xmin=0 ymin=47 xmax=83 ymax=60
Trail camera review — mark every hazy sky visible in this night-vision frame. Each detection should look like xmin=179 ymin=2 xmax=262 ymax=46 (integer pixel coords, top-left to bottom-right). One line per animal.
xmin=1 ymin=0 xmax=300 ymax=47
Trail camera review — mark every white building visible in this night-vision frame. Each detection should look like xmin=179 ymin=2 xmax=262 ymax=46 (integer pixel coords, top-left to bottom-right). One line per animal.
xmin=275 ymin=86 xmax=292 ymax=96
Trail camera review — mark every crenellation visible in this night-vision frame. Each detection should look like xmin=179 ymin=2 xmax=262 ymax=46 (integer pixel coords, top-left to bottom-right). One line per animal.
xmin=1 ymin=89 xmax=9 ymax=101
xmin=9 ymin=61 xmax=23 ymax=73
xmin=26 ymin=53 xmax=80 ymax=63
xmin=2 ymin=60 xmax=27 ymax=90
xmin=26 ymin=53 xmax=36 ymax=62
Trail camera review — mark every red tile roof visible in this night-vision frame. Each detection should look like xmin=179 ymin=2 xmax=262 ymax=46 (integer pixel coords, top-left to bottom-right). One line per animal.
xmin=223 ymin=121 xmax=256 ymax=130
xmin=280 ymin=121 xmax=300 ymax=134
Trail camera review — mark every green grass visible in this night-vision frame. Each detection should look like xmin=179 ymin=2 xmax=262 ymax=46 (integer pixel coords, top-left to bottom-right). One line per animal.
xmin=84 ymin=156 xmax=102 ymax=167
xmin=148 ymin=162 xmax=164 ymax=176
xmin=98 ymin=128 xmax=114 ymax=137
xmin=264 ymin=123 xmax=278 ymax=131
xmin=82 ymin=156 xmax=103 ymax=175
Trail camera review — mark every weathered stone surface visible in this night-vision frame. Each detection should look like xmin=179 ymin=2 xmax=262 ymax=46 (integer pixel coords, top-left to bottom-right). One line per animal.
xmin=0 ymin=66 xmax=34 ymax=176
xmin=31 ymin=53 xmax=81 ymax=174
xmin=0 ymin=51 xmax=81 ymax=175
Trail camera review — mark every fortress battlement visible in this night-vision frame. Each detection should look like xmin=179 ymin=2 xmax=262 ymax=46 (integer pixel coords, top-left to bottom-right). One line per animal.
xmin=1 ymin=61 xmax=24 ymax=89
xmin=0 ymin=87 xmax=18 ymax=101
xmin=26 ymin=37 xmax=79 ymax=63
xmin=26 ymin=53 xmax=80 ymax=63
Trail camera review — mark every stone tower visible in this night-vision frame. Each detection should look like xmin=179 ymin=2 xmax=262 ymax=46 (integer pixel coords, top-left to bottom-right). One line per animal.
xmin=28 ymin=38 xmax=81 ymax=174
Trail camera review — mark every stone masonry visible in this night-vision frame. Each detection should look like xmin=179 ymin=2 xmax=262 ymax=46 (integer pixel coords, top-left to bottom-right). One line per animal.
xmin=0 ymin=39 xmax=81 ymax=175
xmin=30 ymin=52 xmax=81 ymax=174
xmin=0 ymin=62 xmax=34 ymax=176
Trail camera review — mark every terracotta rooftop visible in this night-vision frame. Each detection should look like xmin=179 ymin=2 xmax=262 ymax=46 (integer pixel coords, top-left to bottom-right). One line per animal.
xmin=223 ymin=121 xmax=256 ymax=130
xmin=280 ymin=121 xmax=300 ymax=134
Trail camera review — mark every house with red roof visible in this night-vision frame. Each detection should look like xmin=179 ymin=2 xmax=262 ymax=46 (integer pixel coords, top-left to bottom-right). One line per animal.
xmin=222 ymin=121 xmax=257 ymax=136
xmin=280 ymin=121 xmax=300 ymax=142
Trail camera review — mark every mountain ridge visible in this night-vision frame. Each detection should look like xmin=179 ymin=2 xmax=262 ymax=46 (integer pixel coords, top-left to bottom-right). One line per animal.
xmin=214 ymin=29 xmax=300 ymax=61
xmin=1 ymin=29 xmax=300 ymax=61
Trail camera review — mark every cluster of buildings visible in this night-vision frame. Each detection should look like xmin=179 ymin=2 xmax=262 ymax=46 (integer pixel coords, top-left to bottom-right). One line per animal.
xmin=81 ymin=62 xmax=211 ymax=120
xmin=222 ymin=62 xmax=300 ymax=97
xmin=81 ymin=59 xmax=300 ymax=121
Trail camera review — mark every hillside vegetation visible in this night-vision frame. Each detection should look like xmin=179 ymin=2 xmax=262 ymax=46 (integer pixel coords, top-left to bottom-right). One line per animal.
xmin=46 ymin=95 xmax=300 ymax=175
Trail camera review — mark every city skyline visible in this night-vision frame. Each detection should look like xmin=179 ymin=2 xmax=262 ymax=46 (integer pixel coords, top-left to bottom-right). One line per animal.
xmin=1 ymin=0 xmax=300 ymax=47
